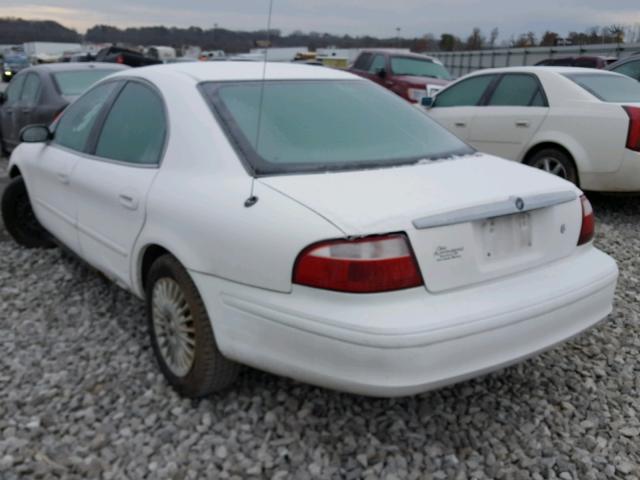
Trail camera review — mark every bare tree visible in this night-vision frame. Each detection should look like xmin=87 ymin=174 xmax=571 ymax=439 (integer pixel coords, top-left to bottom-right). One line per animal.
xmin=489 ymin=27 xmax=499 ymax=48
xmin=466 ymin=27 xmax=485 ymax=50
xmin=607 ymin=24 xmax=625 ymax=43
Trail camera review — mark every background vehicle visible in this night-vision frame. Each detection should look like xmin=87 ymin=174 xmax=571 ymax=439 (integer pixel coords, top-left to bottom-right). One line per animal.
xmin=606 ymin=54 xmax=640 ymax=81
xmin=349 ymin=49 xmax=451 ymax=103
xmin=423 ymin=67 xmax=640 ymax=192
xmin=146 ymin=46 xmax=177 ymax=62
xmin=0 ymin=62 xmax=128 ymax=153
xmin=94 ymin=46 xmax=162 ymax=67
xmin=2 ymin=55 xmax=30 ymax=82
xmin=535 ymin=56 xmax=617 ymax=69
xmin=2 ymin=62 xmax=616 ymax=398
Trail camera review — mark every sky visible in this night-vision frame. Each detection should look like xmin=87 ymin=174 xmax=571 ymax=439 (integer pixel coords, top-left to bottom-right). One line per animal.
xmin=2 ymin=0 xmax=640 ymax=40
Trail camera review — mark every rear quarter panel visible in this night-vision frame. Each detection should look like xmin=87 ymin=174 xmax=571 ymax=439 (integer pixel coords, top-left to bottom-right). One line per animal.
xmin=526 ymin=101 xmax=628 ymax=174
xmin=130 ymin=72 xmax=342 ymax=295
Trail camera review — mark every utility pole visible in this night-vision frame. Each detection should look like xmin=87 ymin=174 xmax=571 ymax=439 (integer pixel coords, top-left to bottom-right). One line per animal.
xmin=213 ymin=23 xmax=218 ymax=49
xmin=396 ymin=27 xmax=401 ymax=48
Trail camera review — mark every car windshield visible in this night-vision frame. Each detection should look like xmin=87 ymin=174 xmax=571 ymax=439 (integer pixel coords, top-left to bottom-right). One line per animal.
xmin=390 ymin=57 xmax=451 ymax=79
xmin=564 ymin=73 xmax=640 ymax=102
xmin=52 ymin=70 xmax=120 ymax=96
xmin=202 ymin=80 xmax=472 ymax=175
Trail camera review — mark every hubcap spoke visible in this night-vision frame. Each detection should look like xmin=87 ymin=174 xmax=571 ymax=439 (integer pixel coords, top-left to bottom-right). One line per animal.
xmin=152 ymin=278 xmax=196 ymax=377
xmin=536 ymin=157 xmax=567 ymax=179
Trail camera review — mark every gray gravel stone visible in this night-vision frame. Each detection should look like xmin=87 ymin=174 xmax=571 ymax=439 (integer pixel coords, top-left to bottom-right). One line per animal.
xmin=0 ymin=158 xmax=639 ymax=478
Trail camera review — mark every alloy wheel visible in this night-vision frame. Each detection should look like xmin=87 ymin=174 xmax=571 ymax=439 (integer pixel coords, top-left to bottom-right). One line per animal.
xmin=533 ymin=156 xmax=568 ymax=179
xmin=152 ymin=278 xmax=196 ymax=377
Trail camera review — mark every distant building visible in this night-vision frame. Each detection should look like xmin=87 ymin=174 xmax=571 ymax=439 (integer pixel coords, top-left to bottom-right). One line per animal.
xmin=23 ymin=42 xmax=83 ymax=58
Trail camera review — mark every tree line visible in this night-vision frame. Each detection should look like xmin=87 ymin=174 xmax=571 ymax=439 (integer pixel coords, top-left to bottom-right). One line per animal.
xmin=1 ymin=17 xmax=639 ymax=54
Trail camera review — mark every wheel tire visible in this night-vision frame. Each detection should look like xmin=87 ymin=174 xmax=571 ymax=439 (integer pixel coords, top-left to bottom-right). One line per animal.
xmin=146 ymin=254 xmax=240 ymax=397
xmin=1 ymin=176 xmax=56 ymax=249
xmin=525 ymin=148 xmax=578 ymax=185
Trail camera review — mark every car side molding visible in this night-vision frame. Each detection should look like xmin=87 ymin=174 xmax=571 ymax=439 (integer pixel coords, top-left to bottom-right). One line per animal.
xmin=412 ymin=190 xmax=577 ymax=229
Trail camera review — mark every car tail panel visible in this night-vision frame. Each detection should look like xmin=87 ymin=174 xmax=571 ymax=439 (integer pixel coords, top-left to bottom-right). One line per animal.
xmin=407 ymin=195 xmax=582 ymax=292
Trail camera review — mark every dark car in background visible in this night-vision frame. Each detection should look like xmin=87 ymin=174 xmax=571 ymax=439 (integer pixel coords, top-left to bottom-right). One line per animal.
xmin=94 ymin=46 xmax=162 ymax=67
xmin=2 ymin=55 xmax=31 ymax=82
xmin=606 ymin=54 xmax=640 ymax=81
xmin=0 ymin=62 xmax=128 ymax=154
xmin=349 ymin=49 xmax=452 ymax=103
xmin=535 ymin=56 xmax=617 ymax=69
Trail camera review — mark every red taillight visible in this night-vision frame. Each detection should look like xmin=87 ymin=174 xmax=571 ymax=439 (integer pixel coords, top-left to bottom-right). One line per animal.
xmin=623 ymin=106 xmax=640 ymax=152
xmin=293 ymin=234 xmax=423 ymax=293
xmin=578 ymin=195 xmax=595 ymax=245
xmin=116 ymin=54 xmax=125 ymax=64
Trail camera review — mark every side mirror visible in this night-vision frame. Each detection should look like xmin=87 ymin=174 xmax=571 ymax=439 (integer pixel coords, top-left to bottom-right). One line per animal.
xmin=421 ymin=96 xmax=435 ymax=108
xmin=376 ymin=68 xmax=386 ymax=79
xmin=20 ymin=125 xmax=52 ymax=143
xmin=0 ymin=92 xmax=5 ymax=105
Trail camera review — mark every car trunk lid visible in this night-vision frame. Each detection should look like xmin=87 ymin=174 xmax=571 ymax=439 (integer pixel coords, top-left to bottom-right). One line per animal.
xmin=260 ymin=154 xmax=583 ymax=292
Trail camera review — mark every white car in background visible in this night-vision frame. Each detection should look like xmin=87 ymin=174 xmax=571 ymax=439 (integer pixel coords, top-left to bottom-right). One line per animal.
xmin=2 ymin=62 xmax=617 ymax=398
xmin=423 ymin=67 xmax=640 ymax=192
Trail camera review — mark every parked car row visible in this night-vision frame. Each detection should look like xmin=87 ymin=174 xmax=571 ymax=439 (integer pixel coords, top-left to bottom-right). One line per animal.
xmin=1 ymin=61 xmax=618 ymax=398
xmin=421 ymin=67 xmax=640 ymax=192
xmin=0 ymin=63 xmax=128 ymax=154
xmin=349 ymin=49 xmax=452 ymax=103
xmin=2 ymin=54 xmax=31 ymax=82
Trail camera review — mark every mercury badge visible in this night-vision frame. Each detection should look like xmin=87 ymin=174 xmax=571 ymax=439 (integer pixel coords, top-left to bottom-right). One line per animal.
xmin=515 ymin=197 xmax=525 ymax=211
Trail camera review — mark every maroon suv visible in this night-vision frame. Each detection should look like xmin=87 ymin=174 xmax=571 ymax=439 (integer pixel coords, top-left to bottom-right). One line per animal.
xmin=349 ymin=49 xmax=452 ymax=103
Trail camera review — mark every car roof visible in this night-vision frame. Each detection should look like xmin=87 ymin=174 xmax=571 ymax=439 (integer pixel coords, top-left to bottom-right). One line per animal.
xmin=465 ymin=66 xmax=621 ymax=76
xmin=358 ymin=49 xmax=437 ymax=60
xmin=112 ymin=61 xmax=359 ymax=82
xmin=29 ymin=62 xmax=130 ymax=73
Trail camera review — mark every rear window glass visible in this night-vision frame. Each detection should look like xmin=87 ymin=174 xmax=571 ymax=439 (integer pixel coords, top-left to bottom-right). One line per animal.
xmin=564 ymin=73 xmax=640 ymax=102
xmin=53 ymin=70 xmax=120 ymax=96
xmin=201 ymin=80 xmax=472 ymax=175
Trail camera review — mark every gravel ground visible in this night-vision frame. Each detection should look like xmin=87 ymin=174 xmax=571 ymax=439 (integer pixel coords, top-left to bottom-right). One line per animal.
xmin=0 ymin=156 xmax=639 ymax=479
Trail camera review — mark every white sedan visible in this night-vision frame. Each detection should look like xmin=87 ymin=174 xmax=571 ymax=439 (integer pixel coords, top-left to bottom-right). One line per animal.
xmin=2 ymin=62 xmax=618 ymax=397
xmin=423 ymin=67 xmax=640 ymax=192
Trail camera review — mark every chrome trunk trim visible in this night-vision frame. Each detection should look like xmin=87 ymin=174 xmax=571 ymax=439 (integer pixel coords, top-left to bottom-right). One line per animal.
xmin=412 ymin=191 xmax=577 ymax=230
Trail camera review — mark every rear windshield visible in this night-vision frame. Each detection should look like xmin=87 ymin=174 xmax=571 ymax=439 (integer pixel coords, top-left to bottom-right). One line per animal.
xmin=53 ymin=70 xmax=120 ymax=96
xmin=390 ymin=57 xmax=451 ymax=80
xmin=201 ymin=80 xmax=471 ymax=175
xmin=564 ymin=73 xmax=640 ymax=102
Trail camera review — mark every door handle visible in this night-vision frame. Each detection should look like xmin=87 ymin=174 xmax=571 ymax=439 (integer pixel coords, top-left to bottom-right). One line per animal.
xmin=515 ymin=120 xmax=530 ymax=127
xmin=118 ymin=193 xmax=139 ymax=210
xmin=454 ymin=121 xmax=467 ymax=127
xmin=21 ymin=108 xmax=31 ymax=114
xmin=57 ymin=172 xmax=70 ymax=184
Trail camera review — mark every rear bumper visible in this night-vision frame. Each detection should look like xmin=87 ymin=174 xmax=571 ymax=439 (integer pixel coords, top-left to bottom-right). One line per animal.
xmin=581 ymin=149 xmax=640 ymax=192
xmin=190 ymin=246 xmax=617 ymax=397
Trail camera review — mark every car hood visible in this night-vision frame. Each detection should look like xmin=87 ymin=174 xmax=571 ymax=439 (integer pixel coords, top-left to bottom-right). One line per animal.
xmin=259 ymin=153 xmax=578 ymax=235
xmin=394 ymin=75 xmax=450 ymax=87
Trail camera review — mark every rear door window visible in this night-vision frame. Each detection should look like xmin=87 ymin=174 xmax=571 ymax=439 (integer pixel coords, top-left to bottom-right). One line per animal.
xmin=434 ymin=75 xmax=496 ymax=107
xmin=94 ymin=82 xmax=166 ymax=165
xmin=5 ymin=74 xmax=25 ymax=105
xmin=487 ymin=74 xmax=546 ymax=107
xmin=20 ymin=73 xmax=42 ymax=105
